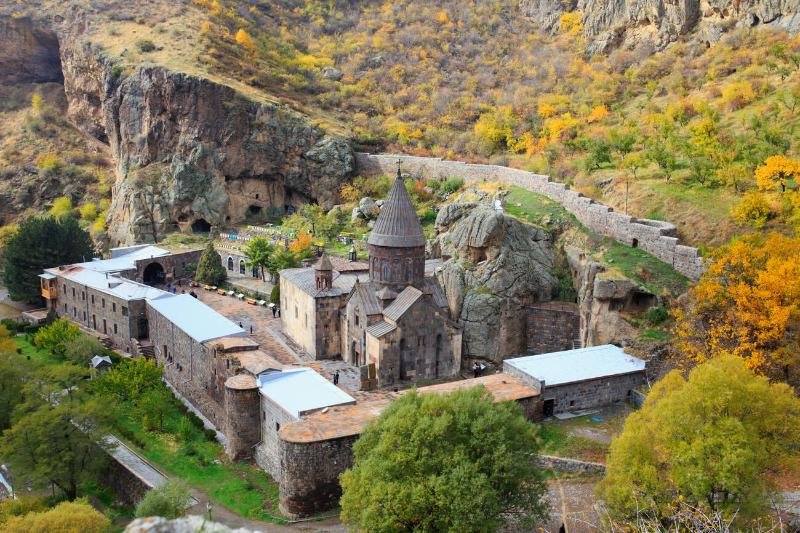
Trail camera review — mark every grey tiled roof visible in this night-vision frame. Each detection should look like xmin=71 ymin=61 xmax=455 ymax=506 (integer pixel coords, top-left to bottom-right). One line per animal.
xmin=366 ymin=321 xmax=396 ymax=338
xmin=353 ymin=281 xmax=383 ymax=316
xmin=280 ymin=268 xmax=367 ymax=298
xmin=383 ymin=286 xmax=423 ymax=321
xmin=419 ymin=277 xmax=448 ymax=309
xmin=367 ymin=175 xmax=425 ymax=248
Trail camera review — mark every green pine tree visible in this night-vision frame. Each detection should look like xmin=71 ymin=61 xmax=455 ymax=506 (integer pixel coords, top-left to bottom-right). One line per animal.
xmin=194 ymin=241 xmax=226 ymax=286
xmin=3 ymin=216 xmax=94 ymax=303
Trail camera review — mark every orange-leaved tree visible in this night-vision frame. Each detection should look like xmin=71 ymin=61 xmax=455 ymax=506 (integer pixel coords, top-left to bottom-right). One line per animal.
xmin=289 ymin=232 xmax=312 ymax=254
xmin=673 ymin=233 xmax=800 ymax=383
xmin=755 ymin=155 xmax=800 ymax=193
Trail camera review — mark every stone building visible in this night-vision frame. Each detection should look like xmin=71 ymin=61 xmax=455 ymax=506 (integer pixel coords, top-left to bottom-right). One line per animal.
xmin=279 ymin=170 xmax=462 ymax=387
xmin=503 ymin=344 xmax=646 ymax=416
xmin=279 ymin=256 xmax=368 ymax=359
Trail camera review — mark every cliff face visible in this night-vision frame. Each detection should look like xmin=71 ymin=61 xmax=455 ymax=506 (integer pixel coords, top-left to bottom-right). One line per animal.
xmin=522 ymin=0 xmax=800 ymax=53
xmin=432 ymin=203 xmax=559 ymax=365
xmin=1 ymin=16 xmax=354 ymax=246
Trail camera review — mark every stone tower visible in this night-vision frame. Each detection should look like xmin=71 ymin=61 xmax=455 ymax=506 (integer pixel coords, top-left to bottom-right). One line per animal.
xmin=367 ymin=166 xmax=425 ymax=287
xmin=314 ymin=254 xmax=333 ymax=290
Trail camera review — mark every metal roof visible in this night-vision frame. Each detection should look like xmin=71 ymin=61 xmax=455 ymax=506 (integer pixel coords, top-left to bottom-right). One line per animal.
xmin=39 ymin=273 xmax=57 ymax=280
xmin=47 ymin=267 xmax=166 ymax=301
xmin=383 ymin=286 xmax=423 ymax=321
xmin=72 ymin=245 xmax=170 ymax=273
xmin=91 ymin=355 xmax=112 ymax=368
xmin=258 ymin=368 xmax=355 ymax=419
xmin=366 ymin=321 xmax=396 ymax=338
xmin=280 ymin=268 xmax=368 ymax=298
xmin=504 ymin=345 xmax=646 ymax=387
xmin=367 ymin=173 xmax=425 ymax=248
xmin=147 ymin=294 xmax=246 ymax=343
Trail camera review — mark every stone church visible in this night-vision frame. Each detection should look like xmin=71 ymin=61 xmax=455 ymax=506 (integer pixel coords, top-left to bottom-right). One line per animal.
xmin=281 ymin=169 xmax=462 ymax=387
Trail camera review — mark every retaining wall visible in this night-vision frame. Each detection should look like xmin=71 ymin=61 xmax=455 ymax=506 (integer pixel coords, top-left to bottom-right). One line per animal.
xmin=537 ymin=454 xmax=606 ymax=475
xmin=356 ymin=153 xmax=704 ymax=280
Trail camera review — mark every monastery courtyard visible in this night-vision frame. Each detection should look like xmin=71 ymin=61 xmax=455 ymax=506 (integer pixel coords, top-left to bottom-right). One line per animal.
xmin=192 ymin=288 xmax=365 ymax=391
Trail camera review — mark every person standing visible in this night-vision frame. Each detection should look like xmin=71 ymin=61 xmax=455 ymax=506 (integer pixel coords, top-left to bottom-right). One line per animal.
xmin=333 ymin=370 xmax=340 ymax=385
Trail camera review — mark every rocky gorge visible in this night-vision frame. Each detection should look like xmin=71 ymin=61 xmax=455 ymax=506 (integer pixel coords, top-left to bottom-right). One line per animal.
xmin=0 ymin=14 xmax=354 ymax=246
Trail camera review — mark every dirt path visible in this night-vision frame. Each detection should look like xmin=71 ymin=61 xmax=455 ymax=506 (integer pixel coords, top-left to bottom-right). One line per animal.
xmin=543 ymin=477 xmax=604 ymax=533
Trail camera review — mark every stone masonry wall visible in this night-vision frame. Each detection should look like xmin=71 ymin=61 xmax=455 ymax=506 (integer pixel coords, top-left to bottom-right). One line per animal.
xmin=526 ymin=302 xmax=580 ymax=354
xmin=224 ymin=384 xmax=261 ymax=460
xmin=278 ymin=435 xmax=359 ymax=518
xmin=543 ymin=372 xmax=645 ymax=414
xmin=356 ymin=153 xmax=704 ymax=280
xmin=255 ymin=396 xmax=295 ymax=482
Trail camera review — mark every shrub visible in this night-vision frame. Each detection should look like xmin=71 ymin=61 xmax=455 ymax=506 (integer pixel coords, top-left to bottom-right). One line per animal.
xmin=134 ymin=481 xmax=190 ymax=519
xmin=441 ymin=177 xmax=464 ymax=194
xmin=63 ymin=334 xmax=105 ymax=366
xmin=3 ymin=500 xmax=110 ymax=533
xmin=270 ymin=284 xmax=280 ymax=305
xmin=645 ymin=305 xmax=669 ymax=326
xmin=135 ymin=39 xmax=156 ymax=53
xmin=730 ymin=191 xmax=775 ymax=228
xmin=33 ymin=318 xmax=81 ymax=357
xmin=35 ymin=153 xmax=61 ymax=174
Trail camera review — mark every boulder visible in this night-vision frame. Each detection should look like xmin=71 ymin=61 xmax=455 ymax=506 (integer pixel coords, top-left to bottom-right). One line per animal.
xmin=320 ymin=66 xmax=342 ymax=81
xmin=432 ymin=203 xmax=558 ymax=364
xmin=125 ymin=516 xmax=254 ymax=533
xmin=358 ymin=197 xmax=380 ymax=218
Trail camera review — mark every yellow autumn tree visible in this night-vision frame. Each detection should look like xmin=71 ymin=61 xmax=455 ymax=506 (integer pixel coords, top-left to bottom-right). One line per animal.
xmin=673 ymin=233 xmax=800 ymax=383
xmin=755 ymin=155 xmax=800 ymax=193
xmin=289 ymin=232 xmax=312 ymax=253
xmin=235 ymin=29 xmax=255 ymax=51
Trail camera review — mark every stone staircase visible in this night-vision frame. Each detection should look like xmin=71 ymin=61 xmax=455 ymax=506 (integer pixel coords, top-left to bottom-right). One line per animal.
xmin=132 ymin=339 xmax=155 ymax=359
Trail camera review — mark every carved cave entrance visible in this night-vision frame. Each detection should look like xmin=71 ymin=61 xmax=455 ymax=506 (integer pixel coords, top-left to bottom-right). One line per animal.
xmin=143 ymin=262 xmax=165 ymax=285
xmin=191 ymin=218 xmax=212 ymax=234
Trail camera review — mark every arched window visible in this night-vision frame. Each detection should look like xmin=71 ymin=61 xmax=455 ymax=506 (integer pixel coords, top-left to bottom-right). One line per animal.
xmin=239 ymin=260 xmax=246 ymax=275
xmin=227 ymin=257 xmax=234 ymax=271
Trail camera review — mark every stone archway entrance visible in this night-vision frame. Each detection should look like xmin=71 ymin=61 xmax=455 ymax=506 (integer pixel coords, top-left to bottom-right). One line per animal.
xmin=191 ymin=218 xmax=212 ymax=234
xmin=143 ymin=262 xmax=165 ymax=285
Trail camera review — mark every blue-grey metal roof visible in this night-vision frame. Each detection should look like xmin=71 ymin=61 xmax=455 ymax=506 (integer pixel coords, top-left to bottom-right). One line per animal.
xmin=504 ymin=345 xmax=645 ymax=386
xmin=147 ymin=294 xmax=246 ymax=343
xmin=258 ymin=368 xmax=356 ymax=419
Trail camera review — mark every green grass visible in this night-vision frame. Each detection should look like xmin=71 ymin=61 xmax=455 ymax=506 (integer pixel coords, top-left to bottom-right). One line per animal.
xmin=13 ymin=336 xmax=61 ymax=365
xmin=639 ymin=329 xmax=670 ymax=342
xmin=601 ymin=241 xmax=688 ymax=296
xmin=538 ymin=421 xmax=609 ymax=463
xmin=504 ymin=186 xmax=580 ymax=230
xmin=112 ymin=397 xmax=283 ymax=523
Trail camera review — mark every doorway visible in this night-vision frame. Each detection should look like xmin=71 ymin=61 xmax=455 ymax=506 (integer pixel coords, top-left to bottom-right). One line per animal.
xmin=542 ymin=399 xmax=555 ymax=417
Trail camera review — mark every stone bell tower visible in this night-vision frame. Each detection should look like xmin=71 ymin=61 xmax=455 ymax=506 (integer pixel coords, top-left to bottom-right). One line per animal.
xmin=366 ymin=164 xmax=425 ymax=288
xmin=314 ymin=254 xmax=333 ymax=291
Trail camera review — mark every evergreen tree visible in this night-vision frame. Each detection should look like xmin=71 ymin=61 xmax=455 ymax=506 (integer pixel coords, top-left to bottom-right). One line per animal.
xmin=194 ymin=241 xmax=226 ymax=286
xmin=3 ymin=216 xmax=94 ymax=303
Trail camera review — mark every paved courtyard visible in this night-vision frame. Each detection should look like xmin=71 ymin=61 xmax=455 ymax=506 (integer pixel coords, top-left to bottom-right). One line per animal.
xmin=194 ymin=288 xmax=363 ymax=391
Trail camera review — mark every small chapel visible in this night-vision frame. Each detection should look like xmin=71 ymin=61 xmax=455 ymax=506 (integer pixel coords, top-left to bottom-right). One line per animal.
xmin=279 ymin=168 xmax=462 ymax=388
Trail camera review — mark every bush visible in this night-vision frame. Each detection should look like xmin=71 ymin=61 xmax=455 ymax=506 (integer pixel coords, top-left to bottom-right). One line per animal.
xmin=0 ymin=496 xmax=47 ymax=524
xmin=730 ymin=191 xmax=775 ymax=228
xmin=645 ymin=305 xmax=669 ymax=326
xmin=3 ymin=500 xmax=110 ymax=533
xmin=136 ymin=39 xmax=156 ymax=53
xmin=134 ymin=481 xmax=190 ymax=519
xmin=63 ymin=334 xmax=105 ymax=366
xmin=33 ymin=318 xmax=81 ymax=357
xmin=441 ymin=177 xmax=464 ymax=194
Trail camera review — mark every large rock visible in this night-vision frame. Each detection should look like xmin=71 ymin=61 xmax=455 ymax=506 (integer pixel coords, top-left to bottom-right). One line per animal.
xmin=125 ymin=516 xmax=254 ymax=533
xmin=431 ymin=203 xmax=558 ymax=365
xmin=566 ymin=246 xmax=657 ymax=347
xmin=521 ymin=0 xmax=800 ymax=54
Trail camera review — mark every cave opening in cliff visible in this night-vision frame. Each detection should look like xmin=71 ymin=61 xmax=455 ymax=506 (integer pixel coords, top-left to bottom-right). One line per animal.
xmin=191 ymin=218 xmax=212 ymax=233
xmin=0 ymin=19 xmax=64 ymax=85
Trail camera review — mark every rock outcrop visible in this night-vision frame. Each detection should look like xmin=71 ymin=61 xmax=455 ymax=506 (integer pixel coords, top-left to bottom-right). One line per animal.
xmin=566 ymin=246 xmax=657 ymax=347
xmin=1 ymin=15 xmax=354 ymax=246
xmin=431 ymin=203 xmax=558 ymax=365
xmin=522 ymin=0 xmax=800 ymax=54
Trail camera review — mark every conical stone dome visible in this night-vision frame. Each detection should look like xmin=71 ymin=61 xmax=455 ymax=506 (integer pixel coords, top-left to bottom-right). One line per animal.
xmin=367 ymin=171 xmax=425 ymax=248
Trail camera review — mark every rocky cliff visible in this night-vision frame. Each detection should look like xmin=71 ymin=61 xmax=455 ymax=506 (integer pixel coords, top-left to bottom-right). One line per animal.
xmin=1 ymin=15 xmax=354 ymax=246
xmin=522 ymin=0 xmax=800 ymax=53
xmin=431 ymin=202 xmax=559 ymax=365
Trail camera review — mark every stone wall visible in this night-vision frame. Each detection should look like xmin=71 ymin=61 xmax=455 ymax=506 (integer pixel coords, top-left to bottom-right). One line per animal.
xmin=100 ymin=454 xmax=151 ymax=507
xmin=536 ymin=455 xmax=606 ymax=475
xmin=147 ymin=303 xmax=225 ymax=426
xmin=278 ymin=435 xmax=359 ymax=518
xmin=356 ymin=153 xmax=704 ymax=280
xmin=543 ymin=372 xmax=645 ymax=414
xmin=223 ymin=379 xmax=261 ymax=460
xmin=255 ymin=395 xmax=295 ymax=481
xmin=526 ymin=302 xmax=580 ymax=354
xmin=133 ymin=249 xmax=202 ymax=284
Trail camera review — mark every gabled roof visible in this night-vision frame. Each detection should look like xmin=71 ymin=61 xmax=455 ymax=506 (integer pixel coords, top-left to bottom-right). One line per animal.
xmin=366 ymin=321 xmax=396 ymax=338
xmin=351 ymin=281 xmax=383 ymax=316
xmin=91 ymin=355 xmax=112 ymax=368
xmin=383 ymin=286 xmax=423 ymax=321
xmin=367 ymin=171 xmax=425 ymax=248
xmin=46 ymin=267 xmax=165 ymax=301
xmin=147 ymin=294 xmax=246 ymax=343
xmin=280 ymin=268 xmax=367 ymax=298
xmin=258 ymin=368 xmax=355 ymax=419
xmin=504 ymin=345 xmax=646 ymax=386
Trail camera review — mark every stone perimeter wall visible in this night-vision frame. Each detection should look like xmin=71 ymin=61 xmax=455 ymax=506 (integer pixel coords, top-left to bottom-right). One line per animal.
xmin=356 ymin=153 xmax=704 ymax=280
